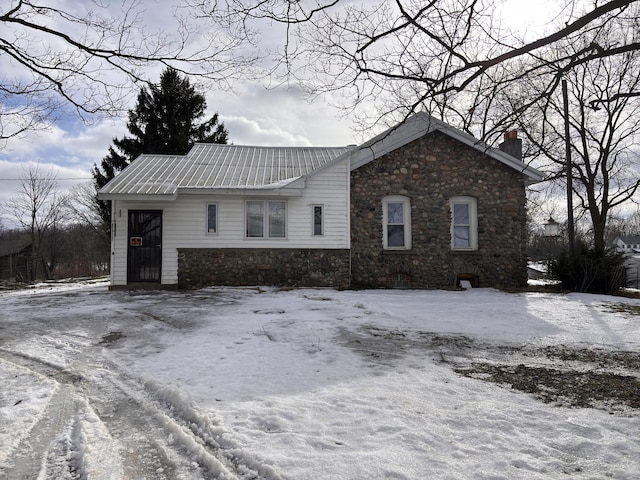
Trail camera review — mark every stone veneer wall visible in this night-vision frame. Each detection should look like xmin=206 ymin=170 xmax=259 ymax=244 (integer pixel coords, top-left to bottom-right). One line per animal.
xmin=178 ymin=248 xmax=350 ymax=289
xmin=350 ymin=131 xmax=529 ymax=289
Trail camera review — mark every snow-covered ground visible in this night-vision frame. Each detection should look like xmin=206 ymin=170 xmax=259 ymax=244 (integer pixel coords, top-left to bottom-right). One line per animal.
xmin=1 ymin=281 xmax=639 ymax=479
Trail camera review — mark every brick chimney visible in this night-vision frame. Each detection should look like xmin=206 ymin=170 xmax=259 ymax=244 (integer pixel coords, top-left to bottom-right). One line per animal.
xmin=498 ymin=130 xmax=522 ymax=160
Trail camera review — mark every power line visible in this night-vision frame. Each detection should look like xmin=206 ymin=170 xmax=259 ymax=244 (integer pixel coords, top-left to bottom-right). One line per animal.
xmin=0 ymin=177 xmax=93 ymax=181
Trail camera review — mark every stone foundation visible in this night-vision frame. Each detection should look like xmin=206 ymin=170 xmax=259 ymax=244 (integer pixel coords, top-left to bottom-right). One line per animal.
xmin=178 ymin=248 xmax=350 ymax=289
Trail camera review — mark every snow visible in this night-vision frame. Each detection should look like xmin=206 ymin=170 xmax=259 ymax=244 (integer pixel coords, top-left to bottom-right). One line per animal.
xmin=0 ymin=359 xmax=58 ymax=468
xmin=1 ymin=282 xmax=639 ymax=479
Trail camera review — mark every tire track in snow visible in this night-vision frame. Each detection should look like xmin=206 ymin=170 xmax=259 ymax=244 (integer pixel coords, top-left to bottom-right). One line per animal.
xmin=3 ymin=383 xmax=77 ymax=479
xmin=0 ymin=347 xmax=283 ymax=480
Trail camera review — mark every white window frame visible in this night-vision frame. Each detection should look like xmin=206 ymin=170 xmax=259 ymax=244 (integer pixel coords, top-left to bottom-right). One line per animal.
xmin=206 ymin=203 xmax=218 ymax=235
xmin=312 ymin=204 xmax=324 ymax=236
xmin=450 ymin=196 xmax=478 ymax=251
xmin=382 ymin=195 xmax=411 ymax=250
xmin=245 ymin=200 xmax=287 ymax=239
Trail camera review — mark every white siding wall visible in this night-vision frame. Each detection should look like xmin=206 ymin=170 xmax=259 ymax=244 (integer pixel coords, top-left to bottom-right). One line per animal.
xmin=110 ymin=160 xmax=350 ymax=286
xmin=110 ymin=201 xmax=129 ymax=286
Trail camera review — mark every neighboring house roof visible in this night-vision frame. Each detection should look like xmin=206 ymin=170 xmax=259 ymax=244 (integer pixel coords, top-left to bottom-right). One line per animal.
xmin=615 ymin=235 xmax=640 ymax=245
xmin=0 ymin=238 xmax=31 ymax=257
xmin=99 ymin=144 xmax=353 ymax=200
xmin=349 ymin=112 xmax=544 ymax=184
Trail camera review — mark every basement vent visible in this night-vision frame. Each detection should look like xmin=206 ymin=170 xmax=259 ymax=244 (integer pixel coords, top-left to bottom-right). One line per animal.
xmin=390 ymin=273 xmax=411 ymax=289
xmin=456 ymin=273 xmax=479 ymax=288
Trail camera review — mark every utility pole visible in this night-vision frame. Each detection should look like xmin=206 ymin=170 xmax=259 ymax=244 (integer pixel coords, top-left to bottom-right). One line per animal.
xmin=562 ymin=79 xmax=576 ymax=255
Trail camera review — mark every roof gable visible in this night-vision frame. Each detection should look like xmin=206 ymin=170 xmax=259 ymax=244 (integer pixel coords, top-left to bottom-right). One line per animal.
xmin=349 ymin=113 xmax=544 ymax=183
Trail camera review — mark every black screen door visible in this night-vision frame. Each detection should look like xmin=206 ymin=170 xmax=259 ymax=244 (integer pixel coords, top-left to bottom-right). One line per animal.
xmin=127 ymin=210 xmax=162 ymax=283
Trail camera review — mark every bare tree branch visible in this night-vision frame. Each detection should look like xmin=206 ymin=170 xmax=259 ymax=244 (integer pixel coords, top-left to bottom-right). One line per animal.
xmin=514 ymin=18 xmax=640 ymax=251
xmin=2 ymin=164 xmax=69 ymax=280
xmin=1 ymin=0 xmax=262 ymax=143
xmin=200 ymin=0 xmax=639 ymax=142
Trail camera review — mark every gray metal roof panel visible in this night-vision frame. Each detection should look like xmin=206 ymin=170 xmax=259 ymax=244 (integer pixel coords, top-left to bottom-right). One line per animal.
xmin=98 ymin=144 xmax=353 ymax=198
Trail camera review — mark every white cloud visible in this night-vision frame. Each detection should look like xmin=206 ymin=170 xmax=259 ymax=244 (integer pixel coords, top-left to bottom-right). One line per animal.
xmin=0 ymin=117 xmax=129 ymax=224
xmin=1 ymin=123 xmax=66 ymax=157
xmin=207 ymin=83 xmax=357 ymax=146
xmin=223 ymin=116 xmax=314 ymax=146
xmin=64 ymin=120 xmax=128 ymax=163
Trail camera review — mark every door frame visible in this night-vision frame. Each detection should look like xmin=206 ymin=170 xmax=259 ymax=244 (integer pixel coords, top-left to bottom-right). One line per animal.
xmin=127 ymin=210 xmax=163 ymax=284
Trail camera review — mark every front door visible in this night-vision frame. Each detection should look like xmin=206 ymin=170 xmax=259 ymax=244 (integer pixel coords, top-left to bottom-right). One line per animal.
xmin=127 ymin=210 xmax=162 ymax=283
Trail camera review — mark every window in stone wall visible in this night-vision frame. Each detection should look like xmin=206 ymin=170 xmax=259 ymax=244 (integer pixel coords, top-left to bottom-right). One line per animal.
xmin=246 ymin=200 xmax=287 ymax=238
xmin=383 ymin=195 xmax=411 ymax=249
xmin=450 ymin=196 xmax=478 ymax=250
xmin=206 ymin=203 xmax=217 ymax=234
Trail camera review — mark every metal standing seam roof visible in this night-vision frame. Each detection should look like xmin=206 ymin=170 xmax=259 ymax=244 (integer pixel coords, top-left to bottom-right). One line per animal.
xmin=98 ymin=144 xmax=354 ymax=198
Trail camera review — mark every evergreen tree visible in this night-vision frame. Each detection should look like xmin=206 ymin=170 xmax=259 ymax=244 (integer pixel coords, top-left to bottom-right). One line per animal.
xmin=93 ymin=67 xmax=229 ymax=227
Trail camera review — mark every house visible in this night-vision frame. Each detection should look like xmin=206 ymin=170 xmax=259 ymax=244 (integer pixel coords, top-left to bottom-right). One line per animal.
xmin=0 ymin=239 xmax=31 ymax=282
xmin=98 ymin=113 xmax=544 ymax=290
xmin=0 ymin=237 xmax=49 ymax=282
xmin=613 ymin=235 xmax=640 ymax=254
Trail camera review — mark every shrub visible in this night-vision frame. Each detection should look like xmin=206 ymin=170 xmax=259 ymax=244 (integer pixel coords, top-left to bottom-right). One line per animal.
xmin=548 ymin=246 xmax=627 ymax=294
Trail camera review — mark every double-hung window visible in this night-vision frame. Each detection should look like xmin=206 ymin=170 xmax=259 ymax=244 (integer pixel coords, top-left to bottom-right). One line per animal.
xmin=246 ymin=200 xmax=287 ymax=238
xmin=383 ymin=195 xmax=411 ymax=250
xmin=450 ymin=196 xmax=478 ymax=250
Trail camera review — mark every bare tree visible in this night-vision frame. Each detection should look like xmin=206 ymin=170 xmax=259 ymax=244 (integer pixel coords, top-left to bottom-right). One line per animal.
xmin=200 ymin=0 xmax=640 ymax=257
xmin=3 ymin=164 xmax=68 ymax=280
xmin=615 ymin=207 xmax=640 ymax=235
xmin=47 ymin=223 xmax=110 ymax=278
xmin=513 ymin=16 xmax=640 ymax=252
xmin=68 ymin=182 xmax=109 ymax=236
xmin=67 ymin=181 xmax=111 ymax=267
xmin=197 ymin=0 xmax=639 ymax=141
xmin=6 ymin=1 xmax=637 ymax=145
xmin=1 ymin=0 xmax=260 ymax=145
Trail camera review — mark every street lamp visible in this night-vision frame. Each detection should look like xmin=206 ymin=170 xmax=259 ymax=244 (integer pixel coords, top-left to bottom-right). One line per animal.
xmin=544 ymin=217 xmax=560 ymax=238
xmin=543 ymin=217 xmax=562 ymax=260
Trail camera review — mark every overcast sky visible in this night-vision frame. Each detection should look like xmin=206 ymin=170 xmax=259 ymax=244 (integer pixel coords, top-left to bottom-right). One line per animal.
xmin=0 ymin=0 xmax=365 ymax=220
xmin=0 ymin=81 xmax=356 ymax=206
xmin=0 ymin=79 xmax=358 ymax=208
xmin=0 ymin=0 xmax=555 ymax=225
